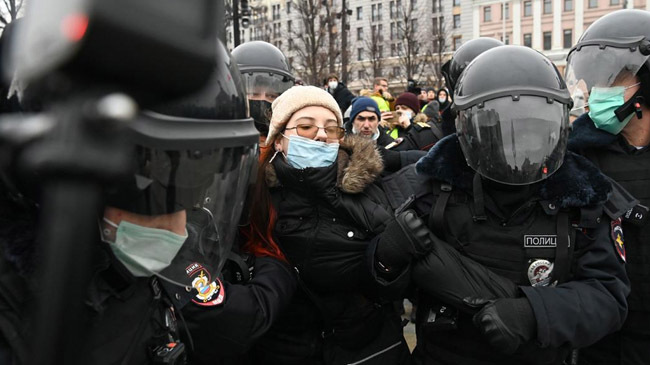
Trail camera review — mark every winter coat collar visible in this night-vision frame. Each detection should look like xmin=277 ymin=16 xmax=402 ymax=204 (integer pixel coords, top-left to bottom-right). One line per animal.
xmin=266 ymin=134 xmax=384 ymax=194
xmin=415 ymin=134 xmax=611 ymax=208
xmin=567 ymin=113 xmax=618 ymax=152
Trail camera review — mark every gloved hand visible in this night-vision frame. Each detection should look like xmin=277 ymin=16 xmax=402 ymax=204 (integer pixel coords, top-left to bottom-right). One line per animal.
xmin=463 ymin=297 xmax=536 ymax=355
xmin=412 ymin=233 xmax=519 ymax=311
xmin=375 ymin=209 xmax=433 ymax=272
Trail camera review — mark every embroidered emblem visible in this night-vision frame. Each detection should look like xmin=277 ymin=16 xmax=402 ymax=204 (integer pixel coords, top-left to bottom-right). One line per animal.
xmin=611 ymin=218 xmax=626 ymax=263
xmin=527 ymin=259 xmax=554 ymax=287
xmin=186 ymin=262 xmax=225 ymax=307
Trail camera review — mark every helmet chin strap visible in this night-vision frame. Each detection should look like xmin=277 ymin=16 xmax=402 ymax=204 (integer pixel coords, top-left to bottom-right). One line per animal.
xmin=615 ymin=88 xmax=645 ymax=121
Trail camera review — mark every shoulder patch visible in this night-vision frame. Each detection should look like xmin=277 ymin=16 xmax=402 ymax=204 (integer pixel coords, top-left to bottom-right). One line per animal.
xmin=186 ymin=263 xmax=226 ymax=306
xmin=416 ymin=121 xmax=431 ymax=129
xmin=610 ymin=218 xmax=626 ymax=263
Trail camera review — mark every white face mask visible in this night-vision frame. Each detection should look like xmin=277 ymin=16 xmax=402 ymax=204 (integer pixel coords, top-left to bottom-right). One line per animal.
xmin=100 ymin=218 xmax=188 ymax=277
xmin=438 ymin=97 xmax=447 ymax=103
xmin=328 ymin=81 xmax=338 ymax=90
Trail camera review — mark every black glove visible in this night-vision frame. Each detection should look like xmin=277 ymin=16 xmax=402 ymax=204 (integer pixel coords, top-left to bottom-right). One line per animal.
xmin=463 ymin=297 xmax=536 ymax=355
xmin=412 ymin=233 xmax=519 ymax=311
xmin=375 ymin=209 xmax=433 ymax=272
xmin=376 ymin=145 xmax=402 ymax=172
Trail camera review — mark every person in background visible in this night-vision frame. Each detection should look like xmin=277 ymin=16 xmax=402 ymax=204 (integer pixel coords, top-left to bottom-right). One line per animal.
xmin=325 ymin=73 xmax=355 ymax=114
xmin=370 ymin=77 xmax=394 ymax=112
xmin=232 ymin=41 xmax=294 ymax=146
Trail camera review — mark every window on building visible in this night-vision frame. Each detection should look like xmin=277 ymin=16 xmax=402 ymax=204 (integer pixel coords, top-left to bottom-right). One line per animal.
xmin=357 ymin=6 xmax=363 ymax=20
xmin=564 ymin=0 xmax=573 ymax=11
xmin=397 ymin=21 xmax=403 ymax=38
xmin=288 ymin=38 xmax=294 ymax=50
xmin=610 ymin=0 xmax=620 ymax=5
xmin=393 ymin=66 xmax=401 ymax=77
xmin=390 ymin=1 xmax=395 ymax=18
xmin=453 ymin=0 xmax=460 ymax=6
xmin=501 ymin=3 xmax=510 ymax=19
xmin=589 ymin=0 xmax=598 ymax=7
xmin=357 ymin=27 xmax=363 ymax=40
xmin=390 ymin=22 xmax=396 ymax=40
xmin=397 ymin=42 xmax=403 ymax=54
xmin=358 ymin=48 xmax=364 ymax=61
xmin=397 ymin=0 xmax=403 ymax=17
xmin=391 ymin=43 xmax=397 ymax=57
xmin=286 ymin=1 xmax=291 ymax=14
xmin=378 ymin=4 xmax=383 ymax=20
xmin=412 ymin=19 xmax=418 ymax=33
xmin=544 ymin=0 xmax=552 ymax=14
xmin=378 ymin=45 xmax=384 ymax=57
xmin=484 ymin=6 xmax=492 ymax=22
xmin=432 ymin=17 xmax=438 ymax=31
xmin=453 ymin=36 xmax=462 ymax=50
xmin=358 ymin=70 xmax=365 ymax=80
xmin=563 ymin=29 xmax=572 ymax=48
xmin=543 ymin=31 xmax=552 ymax=50
xmin=288 ymin=20 xmax=292 ymax=34
xmin=524 ymin=1 xmax=532 ymax=16
xmin=432 ymin=0 xmax=438 ymax=13
xmin=523 ymin=33 xmax=532 ymax=47
xmin=378 ymin=24 xmax=383 ymax=40
xmin=453 ymin=14 xmax=461 ymax=28
xmin=504 ymin=33 xmax=510 ymax=44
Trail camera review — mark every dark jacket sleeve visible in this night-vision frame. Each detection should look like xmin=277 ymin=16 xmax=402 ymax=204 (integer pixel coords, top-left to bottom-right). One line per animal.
xmin=337 ymin=87 xmax=355 ymax=112
xmin=182 ymin=256 xmax=297 ymax=362
xmin=521 ymin=219 xmax=630 ymax=349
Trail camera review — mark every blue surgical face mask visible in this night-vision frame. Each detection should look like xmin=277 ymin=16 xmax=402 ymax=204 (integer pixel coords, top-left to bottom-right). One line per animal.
xmin=100 ymin=218 xmax=188 ymax=277
xmin=588 ymin=83 xmax=640 ymax=135
xmin=283 ymin=134 xmax=339 ymax=169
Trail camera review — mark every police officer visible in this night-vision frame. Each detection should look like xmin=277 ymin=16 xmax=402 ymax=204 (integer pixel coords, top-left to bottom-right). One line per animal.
xmin=232 ymin=41 xmax=295 ymax=144
xmin=0 ymin=39 xmax=296 ymax=365
xmin=381 ymin=46 xmax=630 ymax=364
xmin=565 ymin=9 xmax=650 ymax=365
xmin=440 ymin=37 xmax=503 ymax=136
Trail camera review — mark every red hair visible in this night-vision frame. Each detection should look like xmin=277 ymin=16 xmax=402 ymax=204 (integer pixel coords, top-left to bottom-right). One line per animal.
xmin=241 ymin=146 xmax=287 ymax=262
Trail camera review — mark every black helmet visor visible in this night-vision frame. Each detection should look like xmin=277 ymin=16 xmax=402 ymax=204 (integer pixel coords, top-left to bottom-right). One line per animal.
xmin=242 ymin=72 xmax=294 ymax=102
xmin=456 ymin=96 xmax=569 ymax=185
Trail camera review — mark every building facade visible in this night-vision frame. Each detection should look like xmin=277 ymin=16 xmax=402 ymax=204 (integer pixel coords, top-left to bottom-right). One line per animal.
xmin=468 ymin=0 xmax=649 ymax=72
xmin=226 ymin=0 xmax=649 ymax=92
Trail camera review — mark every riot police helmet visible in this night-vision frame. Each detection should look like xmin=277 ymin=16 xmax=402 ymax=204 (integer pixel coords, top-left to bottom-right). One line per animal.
xmin=565 ymin=9 xmax=650 ymax=119
xmin=441 ymin=37 xmax=504 ymax=96
xmin=104 ymin=39 xmax=258 ymax=287
xmin=454 ymin=46 xmax=572 ymax=185
xmin=232 ymin=41 xmax=294 ymax=136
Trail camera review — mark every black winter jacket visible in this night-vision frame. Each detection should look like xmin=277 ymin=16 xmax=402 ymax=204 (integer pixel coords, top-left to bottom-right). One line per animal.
xmin=328 ymin=82 xmax=355 ymax=114
xmin=383 ymin=135 xmax=630 ymax=365
xmin=250 ymin=135 xmax=411 ymax=365
xmin=568 ymin=113 xmax=650 ymax=365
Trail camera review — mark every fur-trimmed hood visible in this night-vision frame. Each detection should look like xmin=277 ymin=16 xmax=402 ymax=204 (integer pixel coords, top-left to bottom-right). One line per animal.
xmin=415 ymin=134 xmax=611 ymax=208
xmin=266 ymin=134 xmax=384 ymax=194
xmin=567 ymin=113 xmax=618 ymax=152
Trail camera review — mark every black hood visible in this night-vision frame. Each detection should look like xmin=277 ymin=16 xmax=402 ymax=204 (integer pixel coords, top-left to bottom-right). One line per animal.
xmin=415 ymin=134 xmax=611 ymax=209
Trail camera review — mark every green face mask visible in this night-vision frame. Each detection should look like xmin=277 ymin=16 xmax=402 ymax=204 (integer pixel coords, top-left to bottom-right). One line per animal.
xmin=101 ymin=218 xmax=188 ymax=277
xmin=588 ymin=83 xmax=640 ymax=135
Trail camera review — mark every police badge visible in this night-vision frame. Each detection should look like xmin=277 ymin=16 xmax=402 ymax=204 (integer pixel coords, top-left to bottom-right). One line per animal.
xmin=527 ymin=259 xmax=554 ymax=287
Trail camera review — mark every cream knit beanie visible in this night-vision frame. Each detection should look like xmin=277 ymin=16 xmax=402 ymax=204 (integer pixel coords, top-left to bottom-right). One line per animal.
xmin=266 ymin=85 xmax=343 ymax=145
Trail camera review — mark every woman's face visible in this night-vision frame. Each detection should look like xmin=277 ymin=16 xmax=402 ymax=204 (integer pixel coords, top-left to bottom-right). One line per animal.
xmin=274 ymin=106 xmax=341 ymax=154
xmin=438 ymin=90 xmax=448 ymax=102
xmin=427 ymin=90 xmax=436 ymax=100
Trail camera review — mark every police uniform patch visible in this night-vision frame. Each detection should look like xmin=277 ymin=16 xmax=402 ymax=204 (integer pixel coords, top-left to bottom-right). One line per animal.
xmin=185 ymin=262 xmax=225 ymax=307
xmin=527 ymin=259 xmax=554 ymax=287
xmin=610 ymin=218 xmax=626 ymax=263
